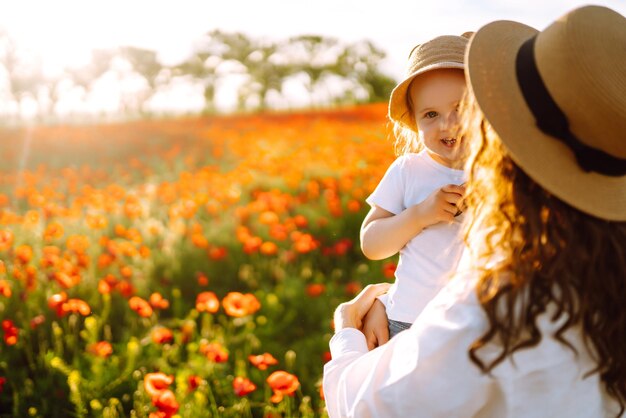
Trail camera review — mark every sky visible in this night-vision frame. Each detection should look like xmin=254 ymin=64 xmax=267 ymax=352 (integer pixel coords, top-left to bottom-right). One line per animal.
xmin=1 ymin=0 xmax=625 ymax=114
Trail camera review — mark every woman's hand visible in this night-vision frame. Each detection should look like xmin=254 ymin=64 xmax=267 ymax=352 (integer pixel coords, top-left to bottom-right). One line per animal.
xmin=333 ymin=283 xmax=391 ymax=333
xmin=362 ymin=298 xmax=390 ymax=350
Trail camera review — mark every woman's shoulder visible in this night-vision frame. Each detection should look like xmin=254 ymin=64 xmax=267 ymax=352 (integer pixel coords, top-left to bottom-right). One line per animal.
xmin=417 ymin=268 xmax=484 ymax=324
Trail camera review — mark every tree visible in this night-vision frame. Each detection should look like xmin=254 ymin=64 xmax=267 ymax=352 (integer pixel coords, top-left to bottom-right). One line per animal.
xmin=67 ymin=49 xmax=115 ymax=111
xmin=244 ymin=43 xmax=292 ymax=110
xmin=336 ymin=40 xmax=395 ymax=103
xmin=119 ymin=46 xmax=165 ymax=115
xmin=284 ymin=35 xmax=341 ymax=106
xmin=0 ymin=31 xmax=44 ymax=121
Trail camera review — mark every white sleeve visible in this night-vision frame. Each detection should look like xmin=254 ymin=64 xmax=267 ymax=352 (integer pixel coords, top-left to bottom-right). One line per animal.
xmin=323 ymin=278 xmax=496 ymax=418
xmin=366 ymin=156 xmax=406 ymax=215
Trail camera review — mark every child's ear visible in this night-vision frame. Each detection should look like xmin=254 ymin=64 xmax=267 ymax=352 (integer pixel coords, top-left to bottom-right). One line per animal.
xmin=461 ymin=31 xmax=474 ymax=39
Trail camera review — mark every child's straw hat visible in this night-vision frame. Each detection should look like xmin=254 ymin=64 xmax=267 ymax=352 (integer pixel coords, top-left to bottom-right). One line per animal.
xmin=388 ymin=33 xmax=471 ymax=130
xmin=466 ymin=5 xmax=626 ymax=221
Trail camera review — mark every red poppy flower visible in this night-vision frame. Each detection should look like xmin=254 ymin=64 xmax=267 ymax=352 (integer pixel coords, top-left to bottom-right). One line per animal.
xmin=248 ymin=352 xmax=278 ymax=370
xmin=152 ymin=389 xmax=179 ymax=417
xmin=2 ymin=320 xmax=18 ymax=346
xmin=382 ymin=262 xmax=397 ymax=279
xmin=306 ymin=283 xmax=325 ymax=297
xmin=188 ymin=375 xmax=202 ymax=392
xmin=144 ymin=372 xmax=174 ymax=398
xmin=233 ymin=376 xmax=257 ymax=396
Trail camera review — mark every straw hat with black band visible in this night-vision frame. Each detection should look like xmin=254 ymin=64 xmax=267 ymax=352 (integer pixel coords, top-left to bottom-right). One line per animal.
xmin=389 ymin=32 xmax=472 ymax=130
xmin=466 ymin=5 xmax=626 ymax=221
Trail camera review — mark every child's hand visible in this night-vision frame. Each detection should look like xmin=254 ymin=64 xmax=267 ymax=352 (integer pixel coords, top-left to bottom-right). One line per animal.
xmin=334 ymin=283 xmax=391 ymax=332
xmin=413 ymin=184 xmax=465 ymax=226
xmin=361 ymin=298 xmax=390 ymax=350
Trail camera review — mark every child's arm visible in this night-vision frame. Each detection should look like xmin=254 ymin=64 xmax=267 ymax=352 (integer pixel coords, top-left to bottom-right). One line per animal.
xmin=361 ymin=298 xmax=389 ymax=350
xmin=360 ymin=184 xmax=465 ymax=260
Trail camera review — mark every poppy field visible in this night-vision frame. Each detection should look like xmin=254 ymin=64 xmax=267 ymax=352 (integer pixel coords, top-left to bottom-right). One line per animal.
xmin=0 ymin=103 xmax=396 ymax=417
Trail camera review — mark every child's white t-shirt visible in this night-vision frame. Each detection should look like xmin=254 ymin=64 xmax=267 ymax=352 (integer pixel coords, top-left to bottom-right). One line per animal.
xmin=366 ymin=150 xmax=466 ymax=323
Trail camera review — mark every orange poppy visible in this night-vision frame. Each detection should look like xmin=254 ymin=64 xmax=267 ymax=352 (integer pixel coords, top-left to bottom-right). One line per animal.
xmin=120 ymin=265 xmax=133 ymax=279
xmin=292 ymin=233 xmax=318 ymax=254
xmin=62 ymin=299 xmax=91 ymax=316
xmin=97 ymin=253 xmax=115 ymax=269
xmin=129 ymin=296 xmax=153 ymax=317
xmin=196 ymin=272 xmax=209 ymax=286
xmin=347 ymin=199 xmax=361 ymax=212
xmin=86 ymin=214 xmax=108 ymax=230
xmin=292 ymin=214 xmax=308 ymax=228
xmin=267 ymin=371 xmax=300 ymax=403
xmin=260 ymin=241 xmax=278 ymax=256
xmin=87 ymin=341 xmax=113 ymax=358
xmin=243 ymin=236 xmax=262 ymax=254
xmin=0 ymin=230 xmax=13 ymax=251
xmin=116 ymin=281 xmax=135 ymax=298
xmin=258 ymin=211 xmax=279 ymax=225
xmin=199 ymin=341 xmax=229 ymax=363
xmin=48 ymin=292 xmax=68 ymax=316
xmin=52 ymin=271 xmax=80 ymax=289
xmin=66 ymin=235 xmax=90 ymax=255
xmin=207 ymin=246 xmax=227 ymax=260
xmin=0 ymin=280 xmax=11 ymax=298
xmin=269 ymin=224 xmax=288 ymax=241
xmin=191 ymin=233 xmax=208 ymax=249
xmin=43 ymin=222 xmax=64 ymax=241
xmin=15 ymin=245 xmax=33 ymax=264
xmin=195 ymin=291 xmax=219 ymax=313
xmin=149 ymin=293 xmax=170 ymax=310
xmin=40 ymin=246 xmax=61 ymax=268
xmin=222 ymin=292 xmax=261 ymax=317
xmin=98 ymin=279 xmax=112 ymax=295
xmin=151 ymin=327 xmax=174 ymax=344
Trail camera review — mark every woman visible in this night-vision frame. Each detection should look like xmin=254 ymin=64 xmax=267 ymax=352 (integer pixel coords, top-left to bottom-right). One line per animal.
xmin=323 ymin=5 xmax=626 ymax=418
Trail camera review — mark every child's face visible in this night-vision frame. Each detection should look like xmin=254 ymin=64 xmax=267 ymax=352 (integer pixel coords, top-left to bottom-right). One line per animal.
xmin=409 ymin=69 xmax=467 ymax=168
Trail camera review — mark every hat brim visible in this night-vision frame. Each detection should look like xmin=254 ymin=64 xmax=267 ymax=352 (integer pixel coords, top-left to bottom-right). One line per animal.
xmin=388 ymin=62 xmax=465 ymax=130
xmin=467 ymin=20 xmax=626 ymax=221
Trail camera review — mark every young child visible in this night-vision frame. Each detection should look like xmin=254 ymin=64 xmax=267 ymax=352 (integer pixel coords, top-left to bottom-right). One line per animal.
xmin=360 ymin=33 xmax=471 ymax=348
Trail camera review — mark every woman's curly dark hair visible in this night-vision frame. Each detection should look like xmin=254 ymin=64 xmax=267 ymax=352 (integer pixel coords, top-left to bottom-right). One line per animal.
xmin=461 ymin=100 xmax=626 ymax=414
